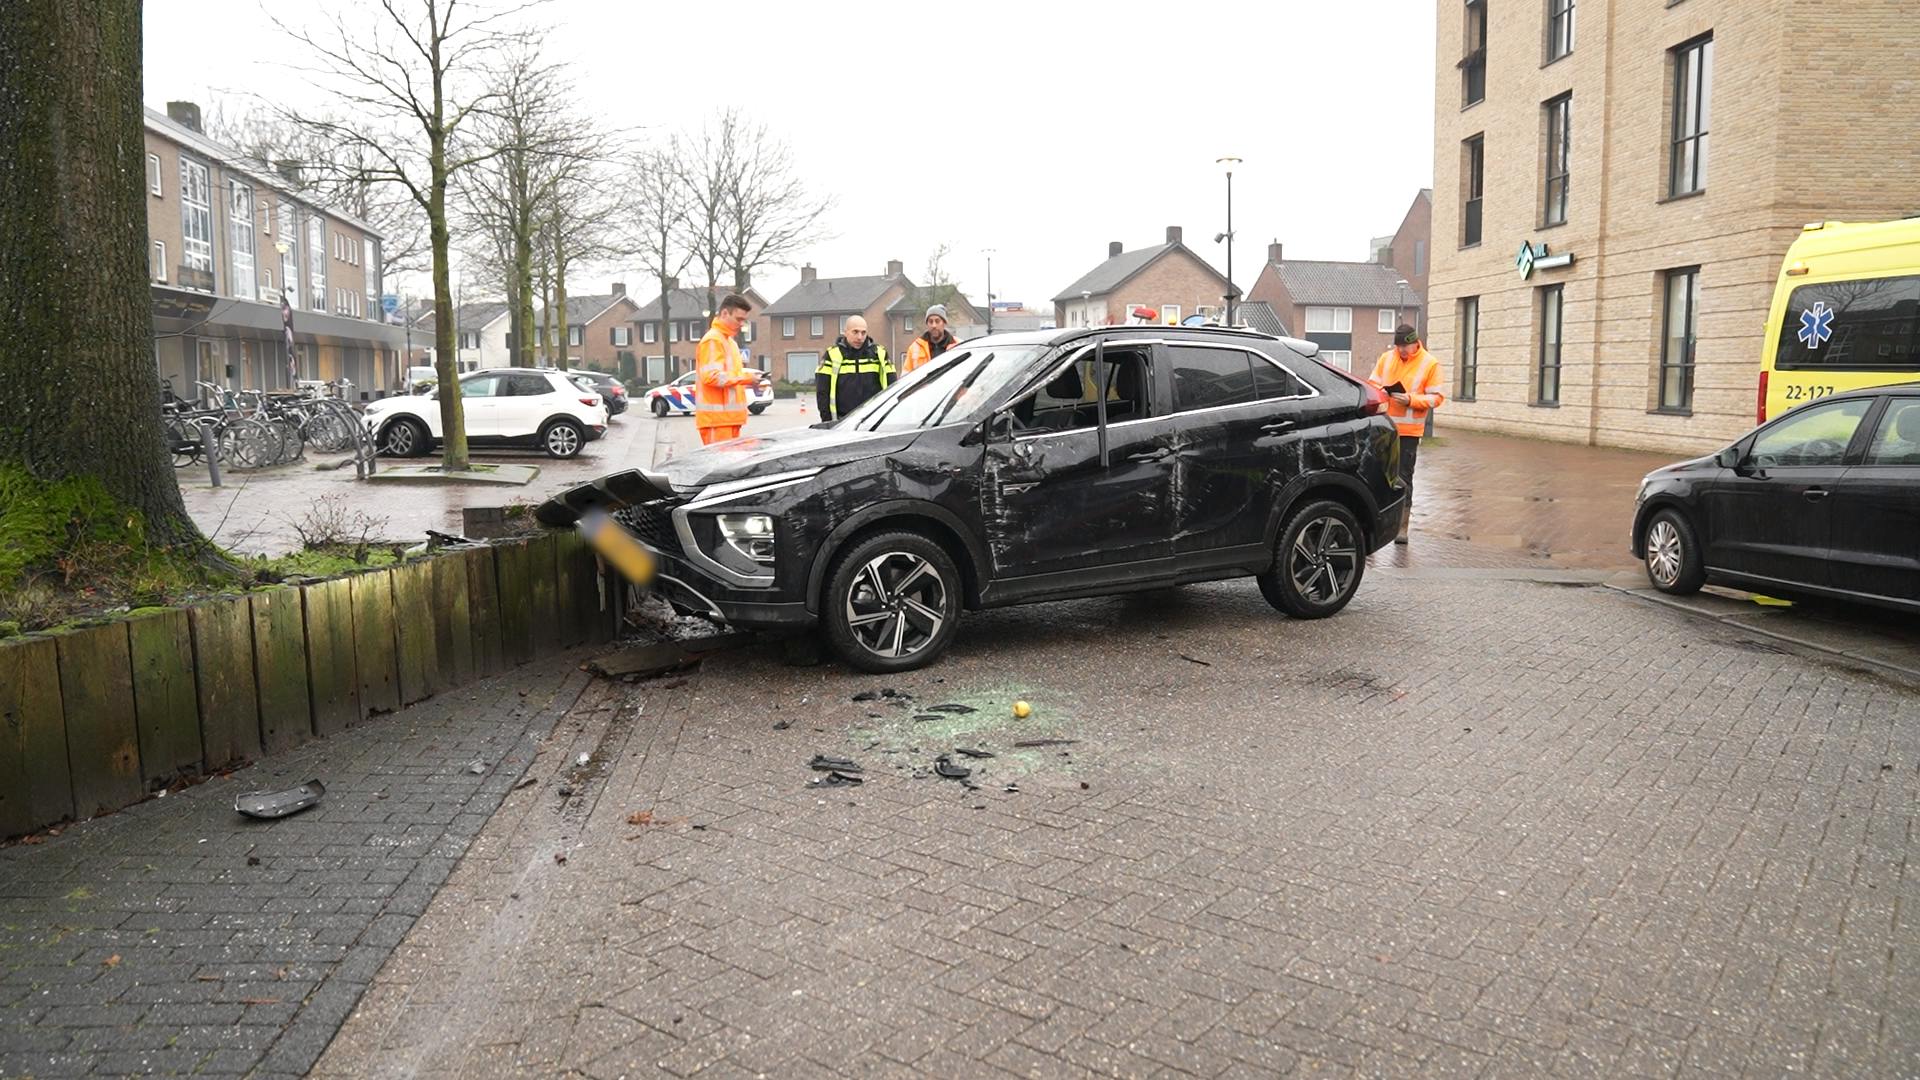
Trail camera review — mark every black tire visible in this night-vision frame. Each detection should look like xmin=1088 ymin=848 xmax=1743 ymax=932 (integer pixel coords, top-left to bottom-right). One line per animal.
xmin=651 ymin=397 xmax=670 ymax=418
xmin=821 ymin=530 xmax=962 ymax=673
xmin=380 ymin=417 xmax=430 ymax=458
xmin=541 ymin=418 xmax=585 ymax=459
xmin=748 ymin=403 xmax=768 ymax=415
xmin=1643 ymin=508 xmax=1706 ymax=595
xmin=1258 ymin=500 xmax=1367 ymax=619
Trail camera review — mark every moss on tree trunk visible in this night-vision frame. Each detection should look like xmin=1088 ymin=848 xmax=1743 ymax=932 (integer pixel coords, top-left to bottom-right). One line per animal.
xmin=0 ymin=0 xmax=208 ymax=550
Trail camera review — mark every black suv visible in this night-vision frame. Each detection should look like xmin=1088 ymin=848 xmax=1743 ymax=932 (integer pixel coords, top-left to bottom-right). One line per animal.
xmin=540 ymin=326 xmax=1407 ymax=671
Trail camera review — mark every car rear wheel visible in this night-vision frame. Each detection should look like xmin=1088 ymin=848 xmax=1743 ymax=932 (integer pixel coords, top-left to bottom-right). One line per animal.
xmin=651 ymin=397 xmax=670 ymax=418
xmin=1643 ymin=509 xmax=1706 ymax=595
xmin=542 ymin=419 xmax=584 ymax=458
xmin=749 ymin=403 xmax=768 ymax=415
xmin=823 ymin=531 xmax=962 ymax=673
xmin=381 ymin=417 xmax=429 ymax=458
xmin=1259 ymin=500 xmax=1366 ymax=619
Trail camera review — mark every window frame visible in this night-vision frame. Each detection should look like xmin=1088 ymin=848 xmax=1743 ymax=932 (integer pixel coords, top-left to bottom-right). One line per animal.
xmin=150 ymin=240 xmax=167 ymax=284
xmin=1377 ymin=309 xmax=1396 ymax=334
xmin=1543 ymin=93 xmax=1572 ymax=227
xmin=1545 ymin=0 xmax=1575 ymax=62
xmin=1861 ymin=398 xmax=1920 ymax=467
xmin=568 ymin=325 xmax=584 ymax=347
xmin=781 ymin=317 xmax=795 ymax=338
xmin=1008 ymin=341 xmax=1160 ymax=436
xmin=1536 ymin=284 xmax=1564 ymax=405
xmin=1457 ymin=296 xmax=1480 ymax=400
xmin=177 ymin=156 xmax=214 ymax=289
xmin=1461 ymin=0 xmax=1487 ymax=107
xmin=810 ymin=315 xmax=825 ymax=337
xmin=146 ymin=153 xmax=163 ymax=197
xmin=1462 ymin=135 xmax=1485 ymax=247
xmin=1657 ymin=266 xmax=1700 ymax=413
xmin=1304 ymin=307 xmax=1354 ymax=334
xmin=612 ymin=325 xmax=632 ymax=348
xmin=643 ymin=322 xmax=658 ymax=344
xmin=228 ymin=179 xmax=257 ymax=302
xmin=1669 ymin=34 xmax=1713 ymax=198
xmin=1746 ymin=398 xmax=1873 ymax=469
xmin=1168 ymin=341 xmax=1262 ymax=414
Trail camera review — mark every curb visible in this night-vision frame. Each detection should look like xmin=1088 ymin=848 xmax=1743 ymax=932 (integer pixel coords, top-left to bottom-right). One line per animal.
xmin=1602 ymin=583 xmax=1920 ymax=686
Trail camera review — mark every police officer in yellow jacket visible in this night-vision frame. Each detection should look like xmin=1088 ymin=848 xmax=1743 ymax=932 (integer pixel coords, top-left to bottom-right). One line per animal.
xmin=815 ymin=315 xmax=894 ymax=421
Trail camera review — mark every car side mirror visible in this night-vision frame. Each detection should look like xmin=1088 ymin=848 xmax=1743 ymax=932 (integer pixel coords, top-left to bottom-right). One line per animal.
xmin=965 ymin=412 xmax=1014 ymax=446
xmin=1713 ymin=447 xmax=1739 ymax=469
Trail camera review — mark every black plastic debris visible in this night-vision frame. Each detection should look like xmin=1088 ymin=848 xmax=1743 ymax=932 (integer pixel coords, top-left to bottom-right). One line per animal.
xmin=927 ymin=704 xmax=977 ymax=715
xmin=773 ymin=719 xmax=793 ymax=730
xmin=880 ymin=688 xmax=910 ymax=700
xmin=811 ymin=771 xmax=864 ymax=788
xmin=851 ymin=691 xmax=880 ymax=703
xmin=808 ymin=754 xmax=863 ymax=773
xmin=234 ymin=780 xmax=326 ymax=820
xmin=933 ymin=755 xmax=971 ymax=780
xmin=1012 ymin=738 xmax=1079 ymax=748
xmin=954 ymin=748 xmax=995 ymax=759
xmin=1004 ymin=783 xmax=1020 ymax=793
xmin=912 ymin=713 xmax=946 ymax=723
xmin=1177 ymin=653 xmax=1212 ymax=667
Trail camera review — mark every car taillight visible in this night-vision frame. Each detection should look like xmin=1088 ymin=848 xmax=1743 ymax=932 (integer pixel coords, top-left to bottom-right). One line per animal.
xmin=1756 ymin=370 xmax=1769 ymax=424
xmin=580 ymin=397 xmax=599 ymax=407
xmin=1361 ymin=381 xmax=1389 ymax=417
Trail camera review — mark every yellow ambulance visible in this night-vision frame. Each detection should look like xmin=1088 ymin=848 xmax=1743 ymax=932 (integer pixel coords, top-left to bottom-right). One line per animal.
xmin=1759 ymin=216 xmax=1920 ymax=423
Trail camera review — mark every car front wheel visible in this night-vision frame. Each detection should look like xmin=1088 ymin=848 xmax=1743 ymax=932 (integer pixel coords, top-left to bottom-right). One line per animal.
xmin=1643 ymin=509 xmax=1706 ymax=595
xmin=822 ymin=531 xmax=962 ymax=673
xmin=542 ymin=419 xmax=585 ymax=458
xmin=651 ymin=397 xmax=670 ymax=418
xmin=748 ymin=403 xmax=768 ymax=415
xmin=1259 ymin=500 xmax=1366 ymax=619
xmin=381 ymin=417 xmax=429 ymax=458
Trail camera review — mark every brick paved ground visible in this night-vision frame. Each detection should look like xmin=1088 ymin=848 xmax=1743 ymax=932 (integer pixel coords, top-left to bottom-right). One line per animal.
xmin=0 ymin=656 xmax=602 ymax=1077
xmin=312 ymin=573 xmax=1920 ymax=1078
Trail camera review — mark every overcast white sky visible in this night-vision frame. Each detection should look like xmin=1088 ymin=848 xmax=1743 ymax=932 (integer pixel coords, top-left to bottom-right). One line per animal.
xmin=143 ymin=0 xmax=1437 ymax=310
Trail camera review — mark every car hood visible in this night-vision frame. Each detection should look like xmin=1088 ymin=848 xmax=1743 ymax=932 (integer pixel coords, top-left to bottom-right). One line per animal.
xmin=534 ymin=423 xmax=921 ymax=526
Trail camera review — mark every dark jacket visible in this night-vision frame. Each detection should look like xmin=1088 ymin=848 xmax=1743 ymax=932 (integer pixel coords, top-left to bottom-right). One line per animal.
xmin=815 ymin=335 xmax=894 ymax=420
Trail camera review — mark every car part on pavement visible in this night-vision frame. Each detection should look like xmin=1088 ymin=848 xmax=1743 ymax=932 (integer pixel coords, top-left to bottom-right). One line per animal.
xmin=933 ymin=755 xmax=971 ymax=780
xmin=808 ymin=754 xmax=862 ymax=773
xmin=234 ymin=779 xmax=326 ymax=819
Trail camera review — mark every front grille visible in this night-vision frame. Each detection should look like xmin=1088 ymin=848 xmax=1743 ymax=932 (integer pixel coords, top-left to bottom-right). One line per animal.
xmin=614 ymin=498 xmax=683 ymax=556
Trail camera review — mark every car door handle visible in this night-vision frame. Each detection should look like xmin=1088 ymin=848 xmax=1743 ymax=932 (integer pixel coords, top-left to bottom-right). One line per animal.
xmin=1126 ymin=447 xmax=1170 ymax=463
xmin=1261 ymin=420 xmax=1297 ymax=434
xmin=1802 ymin=487 xmax=1830 ymax=501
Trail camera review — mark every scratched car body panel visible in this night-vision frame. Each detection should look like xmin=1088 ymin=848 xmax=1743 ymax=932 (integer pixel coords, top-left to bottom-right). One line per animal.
xmin=541 ymin=326 xmax=1408 ymax=670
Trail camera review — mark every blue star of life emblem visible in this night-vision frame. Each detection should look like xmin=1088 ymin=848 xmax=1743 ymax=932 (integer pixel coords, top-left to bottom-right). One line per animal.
xmin=1797 ymin=301 xmax=1834 ymax=349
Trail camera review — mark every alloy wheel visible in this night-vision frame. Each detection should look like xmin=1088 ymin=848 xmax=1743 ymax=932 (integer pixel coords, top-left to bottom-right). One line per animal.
xmin=1646 ymin=519 xmax=1682 ymax=588
xmin=842 ymin=551 xmax=949 ymax=660
xmin=546 ymin=423 xmax=580 ymax=457
xmin=1287 ymin=515 xmax=1359 ymax=604
xmin=385 ymin=421 xmax=416 ymax=456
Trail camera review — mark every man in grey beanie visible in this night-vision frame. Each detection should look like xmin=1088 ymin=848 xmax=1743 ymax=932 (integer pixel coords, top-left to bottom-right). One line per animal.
xmin=903 ymin=304 xmax=958 ymax=373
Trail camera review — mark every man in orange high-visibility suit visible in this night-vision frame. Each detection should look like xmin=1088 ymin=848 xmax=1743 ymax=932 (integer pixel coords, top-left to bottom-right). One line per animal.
xmin=901 ymin=304 xmax=959 ymax=375
xmin=1367 ymin=323 xmax=1447 ymax=544
xmin=695 ymin=293 xmax=759 ymax=445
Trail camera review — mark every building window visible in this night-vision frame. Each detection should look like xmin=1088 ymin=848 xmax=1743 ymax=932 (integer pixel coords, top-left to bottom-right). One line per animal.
xmin=1462 ymin=135 xmax=1485 ymax=246
xmin=1377 ymin=308 xmax=1396 ymax=333
xmin=810 ymin=315 xmax=824 ymax=337
xmin=669 ymin=322 xmax=681 ymax=343
xmin=781 ymin=317 xmax=795 ymax=338
xmin=1543 ymin=93 xmax=1571 ymax=226
xmin=568 ymin=325 xmax=584 ymax=347
xmin=146 ymin=153 xmax=162 ymax=196
xmin=1320 ymin=351 xmax=1353 ymax=372
xmin=460 ymin=331 xmax=479 ymax=350
xmin=178 ymin=158 xmax=214 ymax=290
xmin=228 ymin=181 xmax=256 ymax=301
xmin=1537 ymin=284 xmax=1564 ymax=404
xmin=1669 ymin=34 xmax=1712 ymax=197
xmin=612 ymin=326 xmax=632 ymax=347
xmin=1461 ymin=0 xmax=1487 ymax=107
xmin=643 ymin=322 xmax=657 ymax=344
xmin=1304 ymin=307 xmax=1353 ymax=334
xmin=1160 ymin=305 xmax=1181 ymax=324
xmin=1414 ymin=239 xmax=1426 ymax=276
xmin=1457 ymin=297 xmax=1479 ymax=399
xmin=741 ymin=321 xmax=753 ymax=342
xmin=150 ymin=240 xmax=167 ymax=283
xmin=1546 ymin=0 xmax=1574 ymax=61
xmin=281 ymin=232 xmax=299 ymax=311
xmin=1658 ymin=267 xmax=1700 ymax=411
xmin=307 ymin=215 xmax=326 ymax=311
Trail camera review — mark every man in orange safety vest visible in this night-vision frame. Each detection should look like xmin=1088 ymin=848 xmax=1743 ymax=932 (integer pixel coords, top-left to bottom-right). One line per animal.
xmin=694 ymin=293 xmax=759 ymax=446
xmin=1367 ymin=323 xmax=1446 ymax=544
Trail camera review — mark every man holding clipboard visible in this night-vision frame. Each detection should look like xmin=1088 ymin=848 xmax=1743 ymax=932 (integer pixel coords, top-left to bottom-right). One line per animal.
xmin=1367 ymin=324 xmax=1447 ymax=544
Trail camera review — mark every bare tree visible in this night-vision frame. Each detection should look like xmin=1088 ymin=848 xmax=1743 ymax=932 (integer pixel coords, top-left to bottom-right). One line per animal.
xmin=679 ymin=111 xmax=741 ymax=319
xmin=539 ymin=157 xmax=626 ymax=371
xmin=275 ymin=0 xmax=547 ymax=471
xmin=719 ymin=115 xmax=833 ymax=292
xmin=923 ymin=243 xmax=953 ymax=287
xmin=625 ymin=145 xmax=694 ymax=377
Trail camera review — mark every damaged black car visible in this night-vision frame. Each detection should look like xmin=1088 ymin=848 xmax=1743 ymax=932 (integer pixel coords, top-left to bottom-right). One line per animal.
xmin=539 ymin=325 xmax=1408 ymax=672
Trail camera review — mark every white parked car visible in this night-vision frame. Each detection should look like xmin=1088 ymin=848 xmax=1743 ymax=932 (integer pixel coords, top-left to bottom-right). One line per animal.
xmin=364 ymin=368 xmax=608 ymax=459
xmin=644 ymin=369 xmax=773 ymax=418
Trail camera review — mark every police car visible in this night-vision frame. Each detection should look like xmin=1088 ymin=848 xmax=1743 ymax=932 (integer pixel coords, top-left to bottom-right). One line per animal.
xmin=644 ymin=370 xmax=774 ymax=418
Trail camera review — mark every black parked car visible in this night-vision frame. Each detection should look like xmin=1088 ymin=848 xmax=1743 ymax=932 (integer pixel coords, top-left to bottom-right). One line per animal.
xmin=539 ymin=326 xmax=1408 ymax=671
xmin=1633 ymin=382 xmax=1920 ymax=612
xmin=570 ymin=370 xmax=629 ymax=415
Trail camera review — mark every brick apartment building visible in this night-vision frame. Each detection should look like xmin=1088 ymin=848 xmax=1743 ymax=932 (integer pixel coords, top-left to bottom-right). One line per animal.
xmin=1052 ymin=227 xmax=1233 ymax=329
xmin=762 ymin=263 xmax=914 ymax=383
xmin=145 ymin=102 xmax=404 ymax=400
xmin=535 ymin=285 xmax=644 ymax=373
xmin=1427 ymin=0 xmax=1920 ymax=454
xmin=1245 ymin=247 xmax=1424 ymax=374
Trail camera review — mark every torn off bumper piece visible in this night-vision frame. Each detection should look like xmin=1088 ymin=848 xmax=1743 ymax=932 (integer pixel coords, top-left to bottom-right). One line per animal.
xmin=534 ymin=468 xmax=677 ymax=527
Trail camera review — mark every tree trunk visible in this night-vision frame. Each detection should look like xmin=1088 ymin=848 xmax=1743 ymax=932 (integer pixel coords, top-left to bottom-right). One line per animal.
xmin=0 ymin=0 xmax=207 ymax=549
xmin=658 ymin=272 xmax=674 ymax=378
xmin=511 ymin=153 xmax=535 ymax=370
xmin=553 ymin=232 xmax=569 ymax=372
xmin=429 ymin=137 xmax=469 ymax=470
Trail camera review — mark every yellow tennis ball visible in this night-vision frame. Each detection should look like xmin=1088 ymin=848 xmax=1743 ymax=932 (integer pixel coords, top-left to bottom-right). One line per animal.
xmin=1012 ymin=701 xmax=1032 ymax=719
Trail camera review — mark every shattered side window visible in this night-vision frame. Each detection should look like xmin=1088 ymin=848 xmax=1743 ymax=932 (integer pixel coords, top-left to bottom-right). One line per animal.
xmin=1009 ymin=346 xmax=1152 ymax=433
xmin=844 ymin=345 xmax=1047 ymax=432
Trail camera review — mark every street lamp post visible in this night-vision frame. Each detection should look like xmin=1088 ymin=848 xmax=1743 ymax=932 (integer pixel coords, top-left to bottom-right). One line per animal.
xmin=1215 ymin=156 xmax=1242 ymax=325
xmin=982 ymin=249 xmax=996 ymax=335
xmin=1394 ymin=279 xmax=1410 ymax=329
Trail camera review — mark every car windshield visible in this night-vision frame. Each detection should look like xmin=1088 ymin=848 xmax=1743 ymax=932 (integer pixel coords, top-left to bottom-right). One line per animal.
xmin=839 ymin=345 xmax=1049 ymax=432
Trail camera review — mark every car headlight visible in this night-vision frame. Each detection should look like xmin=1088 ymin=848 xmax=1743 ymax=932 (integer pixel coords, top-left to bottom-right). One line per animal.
xmin=717 ymin=513 xmax=776 ymax=565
